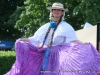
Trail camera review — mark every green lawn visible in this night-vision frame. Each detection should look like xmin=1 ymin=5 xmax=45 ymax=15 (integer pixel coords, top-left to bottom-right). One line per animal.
xmin=0 ymin=51 xmax=16 ymax=75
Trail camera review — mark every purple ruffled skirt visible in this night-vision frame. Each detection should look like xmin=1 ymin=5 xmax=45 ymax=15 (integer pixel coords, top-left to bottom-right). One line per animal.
xmin=4 ymin=40 xmax=100 ymax=75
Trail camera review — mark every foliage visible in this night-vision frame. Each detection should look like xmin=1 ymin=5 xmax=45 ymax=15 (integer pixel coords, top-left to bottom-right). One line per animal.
xmin=73 ymin=0 xmax=100 ymax=25
xmin=0 ymin=51 xmax=16 ymax=75
xmin=0 ymin=0 xmax=24 ymax=41
xmin=15 ymin=0 xmax=50 ymax=37
xmin=7 ymin=6 xmax=25 ymax=39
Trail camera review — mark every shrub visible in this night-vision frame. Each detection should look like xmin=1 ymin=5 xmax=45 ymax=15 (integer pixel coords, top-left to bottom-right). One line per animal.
xmin=0 ymin=51 xmax=16 ymax=75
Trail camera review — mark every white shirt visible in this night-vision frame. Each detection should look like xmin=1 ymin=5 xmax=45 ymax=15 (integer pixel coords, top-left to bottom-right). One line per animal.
xmin=28 ymin=21 xmax=78 ymax=47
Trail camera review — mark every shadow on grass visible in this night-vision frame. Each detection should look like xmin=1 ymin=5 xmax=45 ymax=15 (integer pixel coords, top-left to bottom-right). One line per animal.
xmin=0 ymin=51 xmax=16 ymax=75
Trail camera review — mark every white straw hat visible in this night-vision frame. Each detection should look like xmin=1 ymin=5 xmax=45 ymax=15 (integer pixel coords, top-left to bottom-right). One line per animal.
xmin=47 ymin=2 xmax=68 ymax=12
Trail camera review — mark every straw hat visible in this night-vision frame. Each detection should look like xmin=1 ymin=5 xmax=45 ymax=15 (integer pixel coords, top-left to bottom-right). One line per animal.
xmin=47 ymin=2 xmax=68 ymax=12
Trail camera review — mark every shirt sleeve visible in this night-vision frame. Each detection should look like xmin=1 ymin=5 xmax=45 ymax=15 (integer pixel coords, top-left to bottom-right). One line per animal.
xmin=65 ymin=29 xmax=78 ymax=43
xmin=53 ymin=22 xmax=78 ymax=44
xmin=28 ymin=36 xmax=41 ymax=47
xmin=28 ymin=23 xmax=49 ymax=46
xmin=53 ymin=30 xmax=78 ymax=46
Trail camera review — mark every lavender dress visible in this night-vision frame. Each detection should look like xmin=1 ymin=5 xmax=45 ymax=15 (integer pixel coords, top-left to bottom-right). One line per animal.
xmin=4 ymin=21 xmax=100 ymax=75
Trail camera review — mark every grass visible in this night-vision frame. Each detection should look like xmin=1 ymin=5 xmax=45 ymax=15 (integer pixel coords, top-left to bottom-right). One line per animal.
xmin=0 ymin=51 xmax=16 ymax=75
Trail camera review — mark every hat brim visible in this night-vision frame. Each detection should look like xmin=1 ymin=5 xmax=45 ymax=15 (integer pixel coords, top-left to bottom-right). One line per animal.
xmin=47 ymin=7 xmax=68 ymax=12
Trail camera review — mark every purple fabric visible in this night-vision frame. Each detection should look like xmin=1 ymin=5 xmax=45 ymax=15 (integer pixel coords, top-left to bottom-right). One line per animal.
xmin=4 ymin=40 xmax=100 ymax=75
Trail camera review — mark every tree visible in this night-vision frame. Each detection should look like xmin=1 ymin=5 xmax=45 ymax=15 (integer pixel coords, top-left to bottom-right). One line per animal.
xmin=73 ymin=0 xmax=100 ymax=25
xmin=15 ymin=0 xmax=50 ymax=37
xmin=0 ymin=0 xmax=24 ymax=41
